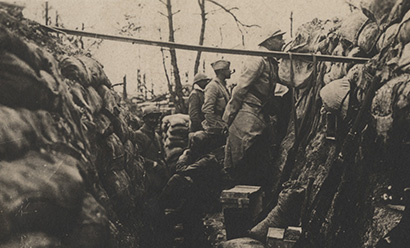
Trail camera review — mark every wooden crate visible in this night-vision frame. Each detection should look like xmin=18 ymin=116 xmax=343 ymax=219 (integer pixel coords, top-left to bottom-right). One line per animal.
xmin=220 ymin=185 xmax=263 ymax=219
xmin=220 ymin=185 xmax=263 ymax=240
xmin=266 ymin=227 xmax=296 ymax=248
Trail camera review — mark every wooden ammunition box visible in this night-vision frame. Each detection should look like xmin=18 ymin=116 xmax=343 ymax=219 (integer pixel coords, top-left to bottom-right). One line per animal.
xmin=220 ymin=185 xmax=263 ymax=240
xmin=266 ymin=227 xmax=296 ymax=248
xmin=220 ymin=185 xmax=263 ymax=219
xmin=284 ymin=226 xmax=302 ymax=242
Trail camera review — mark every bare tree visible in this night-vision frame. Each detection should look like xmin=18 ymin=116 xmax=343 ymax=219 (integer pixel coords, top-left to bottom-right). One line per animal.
xmin=158 ymin=28 xmax=175 ymax=107
xmin=193 ymin=0 xmax=260 ymax=74
xmin=194 ymin=0 xmax=206 ymax=74
xmin=159 ymin=0 xmax=187 ymax=113
xmin=206 ymin=0 xmax=260 ymax=46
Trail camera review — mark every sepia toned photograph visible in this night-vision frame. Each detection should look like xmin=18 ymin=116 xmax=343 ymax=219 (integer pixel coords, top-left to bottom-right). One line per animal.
xmin=0 ymin=0 xmax=409 ymax=247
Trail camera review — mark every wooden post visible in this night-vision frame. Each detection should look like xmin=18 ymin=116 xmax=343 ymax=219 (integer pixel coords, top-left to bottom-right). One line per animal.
xmin=290 ymin=11 xmax=293 ymax=38
xmin=45 ymin=1 xmax=49 ymax=26
xmin=55 ymin=11 xmax=58 ymax=27
xmin=55 ymin=11 xmax=59 ymax=38
xmin=123 ymin=75 xmax=127 ymax=99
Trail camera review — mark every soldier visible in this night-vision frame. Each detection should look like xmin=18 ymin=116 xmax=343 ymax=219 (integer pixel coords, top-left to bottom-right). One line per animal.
xmin=223 ymin=29 xmax=286 ymax=188
xmin=133 ymin=105 xmax=169 ymax=195
xmin=201 ymin=59 xmax=232 ymax=147
xmin=132 ymin=105 xmax=171 ymax=248
xmin=188 ymin=72 xmax=211 ymax=133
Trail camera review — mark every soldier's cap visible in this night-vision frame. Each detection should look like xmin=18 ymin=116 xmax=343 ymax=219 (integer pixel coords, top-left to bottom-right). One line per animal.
xmin=142 ymin=105 xmax=161 ymax=117
xmin=211 ymin=60 xmax=230 ymax=71
xmin=258 ymin=29 xmax=286 ymax=45
xmin=193 ymin=72 xmax=211 ymax=84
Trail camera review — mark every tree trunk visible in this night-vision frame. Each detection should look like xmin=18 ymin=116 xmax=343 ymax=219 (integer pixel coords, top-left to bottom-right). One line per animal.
xmin=160 ymin=47 xmax=176 ymax=106
xmin=166 ymin=0 xmax=187 ymax=113
xmin=194 ymin=0 xmax=206 ymax=75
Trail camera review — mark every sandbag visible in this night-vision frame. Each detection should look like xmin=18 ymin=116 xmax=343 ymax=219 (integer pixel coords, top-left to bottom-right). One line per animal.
xmin=393 ymin=78 xmax=410 ymax=145
xmin=398 ymin=10 xmax=410 ymax=44
xmin=278 ymin=58 xmax=313 ymax=88
xmin=320 ymin=77 xmax=351 ymax=117
xmin=97 ymin=84 xmax=117 ymax=113
xmin=60 ymin=56 xmax=92 ymax=86
xmin=377 ymin=23 xmax=400 ymax=51
xmin=164 ymin=138 xmax=188 ymax=149
xmin=125 ymin=158 xmax=146 ymax=202
xmin=111 ymin=115 xmax=130 ymax=143
xmin=161 ymin=113 xmax=189 ymax=131
xmin=249 ymin=181 xmax=305 ymax=242
xmin=0 ymin=27 xmax=49 ymax=75
xmin=324 ymin=63 xmax=347 ymax=85
xmin=77 ymin=55 xmax=111 ymax=87
xmin=167 ymin=125 xmax=189 ymax=136
xmin=0 ymin=151 xmax=84 ymax=239
xmin=218 ymin=238 xmax=264 ymax=248
xmin=371 ymin=74 xmax=410 ymax=143
xmin=0 ymin=232 xmax=63 ymax=248
xmin=94 ymin=113 xmax=112 ymax=136
xmin=387 ymin=0 xmax=410 ymax=26
xmin=360 ymin=0 xmax=397 ymax=28
xmin=0 ymin=106 xmax=60 ymax=160
xmin=101 ymin=169 xmax=135 ymax=219
xmin=398 ymin=42 xmax=410 ymax=71
xmin=69 ymin=81 xmax=90 ymax=110
xmin=166 ymin=134 xmax=187 ymax=142
xmin=357 ymin=22 xmax=380 ymax=54
xmin=288 ymin=18 xmax=335 ymax=53
xmin=0 ymin=52 xmax=60 ymax=110
xmin=347 ymin=64 xmax=365 ymax=88
xmin=324 ymin=43 xmax=348 ymax=84
xmin=338 ymin=11 xmax=368 ymax=44
xmin=86 ymin=86 xmax=103 ymax=114
xmin=124 ymin=139 xmax=135 ymax=165
xmin=67 ymin=193 xmax=110 ymax=248
xmin=104 ymin=133 xmax=125 ymax=171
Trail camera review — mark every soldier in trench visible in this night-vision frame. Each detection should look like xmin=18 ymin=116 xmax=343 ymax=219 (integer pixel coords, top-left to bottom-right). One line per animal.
xmin=223 ymin=29 xmax=287 ymax=190
xmin=188 ymin=72 xmax=211 ymax=133
xmin=132 ymin=105 xmax=170 ymax=248
xmin=201 ymin=59 xmax=232 ymax=149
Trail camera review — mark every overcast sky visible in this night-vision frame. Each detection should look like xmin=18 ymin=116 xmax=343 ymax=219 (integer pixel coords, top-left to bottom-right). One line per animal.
xmin=11 ymin=0 xmax=351 ymax=96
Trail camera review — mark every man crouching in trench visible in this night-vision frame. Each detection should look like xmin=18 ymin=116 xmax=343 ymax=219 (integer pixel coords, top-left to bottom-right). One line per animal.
xmin=223 ymin=29 xmax=286 ymax=190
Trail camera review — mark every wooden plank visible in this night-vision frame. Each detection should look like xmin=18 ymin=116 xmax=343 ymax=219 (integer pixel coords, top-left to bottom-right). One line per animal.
xmin=46 ymin=27 xmax=370 ymax=64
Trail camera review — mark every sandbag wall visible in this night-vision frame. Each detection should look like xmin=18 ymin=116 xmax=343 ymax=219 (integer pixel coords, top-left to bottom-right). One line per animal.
xmin=0 ymin=7 xmax=146 ymax=248
xmin=161 ymin=113 xmax=190 ymax=171
xmin=271 ymin=1 xmax=410 ymax=247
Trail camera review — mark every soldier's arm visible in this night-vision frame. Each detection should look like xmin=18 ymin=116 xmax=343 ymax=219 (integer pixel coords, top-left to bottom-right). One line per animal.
xmin=202 ymin=83 xmax=217 ymax=116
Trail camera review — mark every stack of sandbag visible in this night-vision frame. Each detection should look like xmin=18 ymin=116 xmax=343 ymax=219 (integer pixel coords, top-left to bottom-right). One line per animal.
xmin=318 ymin=0 xmax=410 ymax=134
xmin=60 ymin=52 xmax=145 ymax=246
xmin=0 ymin=6 xmax=147 ymax=247
xmin=161 ymin=114 xmax=190 ymax=164
xmin=0 ymin=25 xmax=116 ymax=247
xmin=371 ymin=74 xmax=410 ymax=144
